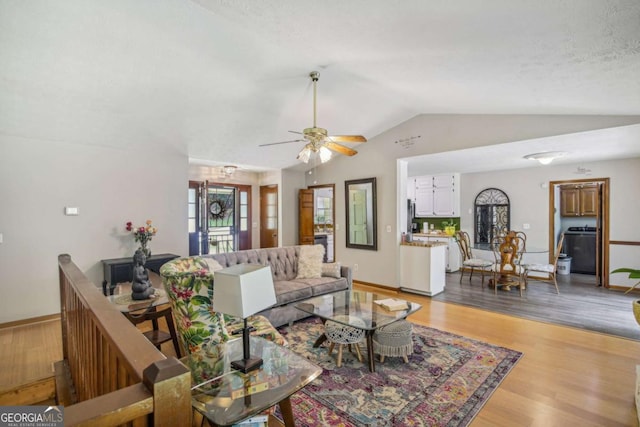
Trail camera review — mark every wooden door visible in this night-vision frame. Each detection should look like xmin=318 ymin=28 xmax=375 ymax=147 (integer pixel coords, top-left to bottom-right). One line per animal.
xmin=260 ymin=185 xmax=278 ymax=248
xmin=298 ymin=189 xmax=314 ymax=245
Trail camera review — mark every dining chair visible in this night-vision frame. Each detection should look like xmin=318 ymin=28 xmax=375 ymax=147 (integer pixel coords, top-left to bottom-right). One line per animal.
xmin=513 ymin=231 xmax=527 ymax=265
xmin=489 ymin=232 xmax=525 ymax=296
xmin=523 ymin=233 xmax=565 ymax=294
xmin=455 ymin=231 xmax=493 ymax=286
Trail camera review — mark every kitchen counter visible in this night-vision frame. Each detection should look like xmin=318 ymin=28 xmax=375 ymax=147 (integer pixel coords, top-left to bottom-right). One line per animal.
xmin=400 ymin=241 xmax=447 ymax=247
xmin=413 ymin=232 xmax=455 ymax=238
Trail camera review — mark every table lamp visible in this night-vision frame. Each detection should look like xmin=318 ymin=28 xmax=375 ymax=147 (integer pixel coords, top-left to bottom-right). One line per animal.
xmin=212 ymin=264 xmax=277 ymax=373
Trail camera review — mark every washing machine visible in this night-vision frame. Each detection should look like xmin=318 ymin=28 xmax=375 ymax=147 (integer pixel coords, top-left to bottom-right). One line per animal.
xmin=563 ymin=226 xmax=596 ymax=274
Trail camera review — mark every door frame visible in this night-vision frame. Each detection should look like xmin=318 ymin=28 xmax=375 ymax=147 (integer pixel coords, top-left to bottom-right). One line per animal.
xmin=548 ymin=177 xmax=609 ymax=287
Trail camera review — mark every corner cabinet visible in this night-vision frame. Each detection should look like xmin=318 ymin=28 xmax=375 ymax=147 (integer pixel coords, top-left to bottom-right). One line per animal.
xmin=560 ymin=184 xmax=598 ymax=217
xmin=412 ymin=174 xmax=460 ymax=217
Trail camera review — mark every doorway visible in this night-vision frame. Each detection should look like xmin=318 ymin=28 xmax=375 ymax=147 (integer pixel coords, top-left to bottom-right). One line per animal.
xmin=188 ymin=181 xmax=251 ymax=255
xmin=298 ymin=185 xmax=335 ymax=262
xmin=310 ymin=184 xmax=335 ymax=262
xmin=549 ymin=178 xmax=609 ymax=287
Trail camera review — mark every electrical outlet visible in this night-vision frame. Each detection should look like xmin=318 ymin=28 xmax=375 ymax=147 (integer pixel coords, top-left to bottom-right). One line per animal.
xmin=353 ymin=263 xmax=359 ymax=272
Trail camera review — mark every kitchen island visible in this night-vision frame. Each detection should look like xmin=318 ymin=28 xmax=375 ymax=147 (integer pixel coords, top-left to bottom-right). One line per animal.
xmin=399 ymin=241 xmax=447 ymax=296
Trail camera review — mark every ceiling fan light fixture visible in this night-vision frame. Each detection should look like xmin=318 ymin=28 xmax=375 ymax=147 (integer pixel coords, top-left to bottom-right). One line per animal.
xmin=297 ymin=146 xmax=312 ymax=163
xmin=319 ymin=145 xmax=332 ymax=163
xmin=523 ymin=151 xmax=567 ymax=165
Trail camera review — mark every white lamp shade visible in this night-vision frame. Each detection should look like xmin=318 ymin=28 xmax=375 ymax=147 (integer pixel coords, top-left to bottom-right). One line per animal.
xmin=212 ymin=264 xmax=277 ymax=318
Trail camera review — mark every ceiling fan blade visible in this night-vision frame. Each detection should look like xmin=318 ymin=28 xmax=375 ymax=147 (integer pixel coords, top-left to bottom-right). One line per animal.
xmin=288 ymin=130 xmax=303 ymax=135
xmin=324 ymin=141 xmax=358 ymax=156
xmin=259 ymin=139 xmax=305 ymax=147
xmin=328 ymin=135 xmax=367 ymax=143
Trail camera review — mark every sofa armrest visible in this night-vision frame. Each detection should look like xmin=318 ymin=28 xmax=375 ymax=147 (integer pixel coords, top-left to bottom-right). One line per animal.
xmin=341 ymin=265 xmax=353 ymax=289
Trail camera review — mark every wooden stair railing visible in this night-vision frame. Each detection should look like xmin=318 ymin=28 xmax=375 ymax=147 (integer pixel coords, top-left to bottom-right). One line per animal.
xmin=57 ymin=254 xmax=191 ymax=426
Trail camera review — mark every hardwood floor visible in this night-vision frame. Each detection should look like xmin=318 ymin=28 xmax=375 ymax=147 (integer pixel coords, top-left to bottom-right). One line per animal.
xmin=433 ymin=271 xmax=640 ymax=340
xmin=2 ymin=276 xmax=639 ymax=426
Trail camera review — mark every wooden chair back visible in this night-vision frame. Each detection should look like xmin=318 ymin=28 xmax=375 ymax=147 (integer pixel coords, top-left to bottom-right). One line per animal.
xmin=456 ymin=231 xmax=473 ymax=261
xmin=492 ymin=232 xmax=520 ymax=275
xmin=553 ymin=233 xmax=566 ymax=268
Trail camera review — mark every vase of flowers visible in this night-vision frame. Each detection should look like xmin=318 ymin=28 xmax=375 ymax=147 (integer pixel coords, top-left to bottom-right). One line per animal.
xmin=126 ymin=220 xmax=157 ymax=258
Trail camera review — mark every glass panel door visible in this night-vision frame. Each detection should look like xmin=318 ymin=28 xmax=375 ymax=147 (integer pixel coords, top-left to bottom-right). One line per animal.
xmin=207 ymin=185 xmax=237 ymax=254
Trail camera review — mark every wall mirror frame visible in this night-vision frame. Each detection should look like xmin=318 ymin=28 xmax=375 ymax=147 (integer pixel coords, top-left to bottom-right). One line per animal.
xmin=345 ymin=177 xmax=377 ymax=251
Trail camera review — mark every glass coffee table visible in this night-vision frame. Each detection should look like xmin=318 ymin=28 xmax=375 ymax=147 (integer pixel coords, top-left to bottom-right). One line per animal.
xmin=181 ymin=336 xmax=321 ymax=427
xmin=295 ymin=289 xmax=422 ymax=372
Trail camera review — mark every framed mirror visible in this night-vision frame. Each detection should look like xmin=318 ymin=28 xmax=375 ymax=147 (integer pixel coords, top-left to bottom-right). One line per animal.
xmin=345 ymin=177 xmax=377 ymax=251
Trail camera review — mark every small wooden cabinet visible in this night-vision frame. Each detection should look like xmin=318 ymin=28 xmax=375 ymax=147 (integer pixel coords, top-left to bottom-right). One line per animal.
xmin=101 ymin=253 xmax=179 ymax=295
xmin=560 ymin=184 xmax=598 ymax=217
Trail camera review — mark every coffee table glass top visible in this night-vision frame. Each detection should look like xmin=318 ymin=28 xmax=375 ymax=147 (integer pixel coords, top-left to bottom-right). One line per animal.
xmin=295 ymin=289 xmax=422 ymax=330
xmin=180 ymin=336 xmax=321 ymax=426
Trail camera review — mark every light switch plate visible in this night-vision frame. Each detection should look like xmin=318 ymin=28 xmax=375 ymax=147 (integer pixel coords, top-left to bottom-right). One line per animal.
xmin=65 ymin=207 xmax=79 ymax=216
xmin=523 ymin=223 xmax=530 ymax=230
xmin=0 ymin=233 xmax=3 ymax=244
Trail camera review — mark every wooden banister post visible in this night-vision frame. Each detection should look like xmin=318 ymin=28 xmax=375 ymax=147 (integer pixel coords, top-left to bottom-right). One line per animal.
xmin=143 ymin=358 xmax=192 ymax=427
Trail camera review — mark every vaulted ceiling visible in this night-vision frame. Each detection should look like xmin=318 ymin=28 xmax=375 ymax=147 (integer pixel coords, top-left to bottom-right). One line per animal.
xmin=1 ymin=1 xmax=639 ymax=171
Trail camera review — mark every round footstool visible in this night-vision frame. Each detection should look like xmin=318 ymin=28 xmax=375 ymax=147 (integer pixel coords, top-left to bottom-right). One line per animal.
xmin=325 ymin=315 xmax=365 ymax=367
xmin=373 ymin=320 xmax=413 ymax=363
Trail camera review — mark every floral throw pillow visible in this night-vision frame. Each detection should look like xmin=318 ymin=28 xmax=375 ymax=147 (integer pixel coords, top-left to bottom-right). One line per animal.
xmin=296 ymin=244 xmax=325 ymax=279
xmin=321 ymin=262 xmax=342 ymax=279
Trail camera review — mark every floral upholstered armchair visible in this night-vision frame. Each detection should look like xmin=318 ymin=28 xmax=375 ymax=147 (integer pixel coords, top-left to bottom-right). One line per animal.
xmin=159 ymin=257 xmax=286 ymax=355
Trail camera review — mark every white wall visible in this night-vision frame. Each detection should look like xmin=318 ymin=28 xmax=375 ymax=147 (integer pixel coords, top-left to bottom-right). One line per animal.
xmin=304 ymin=114 xmax=640 ymax=288
xmin=0 ymin=136 xmax=188 ymax=323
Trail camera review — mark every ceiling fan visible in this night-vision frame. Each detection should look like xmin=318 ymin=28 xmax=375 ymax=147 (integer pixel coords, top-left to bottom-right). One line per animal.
xmin=259 ymin=71 xmax=367 ymax=163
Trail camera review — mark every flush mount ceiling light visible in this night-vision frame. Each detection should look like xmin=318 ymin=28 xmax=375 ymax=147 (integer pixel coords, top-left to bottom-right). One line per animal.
xmin=523 ymin=151 xmax=567 ymax=165
xmin=222 ymin=165 xmax=237 ymax=176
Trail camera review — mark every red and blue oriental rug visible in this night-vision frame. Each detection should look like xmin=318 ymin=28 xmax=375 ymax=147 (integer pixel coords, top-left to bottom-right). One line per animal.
xmin=276 ymin=318 xmax=522 ymax=426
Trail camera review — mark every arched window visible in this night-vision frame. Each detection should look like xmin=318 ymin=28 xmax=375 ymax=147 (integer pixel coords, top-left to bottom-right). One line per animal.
xmin=474 ymin=188 xmax=510 ymax=244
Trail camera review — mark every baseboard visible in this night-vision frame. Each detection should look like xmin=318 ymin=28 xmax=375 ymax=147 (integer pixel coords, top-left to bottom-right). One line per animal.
xmin=353 ymin=280 xmax=400 ymax=293
xmin=0 ymin=313 xmax=60 ymax=330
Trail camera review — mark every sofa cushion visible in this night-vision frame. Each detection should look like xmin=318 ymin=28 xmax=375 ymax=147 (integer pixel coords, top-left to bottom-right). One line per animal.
xmin=293 ymin=276 xmax=349 ymax=296
xmin=296 ymin=244 xmax=324 ymax=279
xmin=273 ymin=280 xmax=314 ymax=305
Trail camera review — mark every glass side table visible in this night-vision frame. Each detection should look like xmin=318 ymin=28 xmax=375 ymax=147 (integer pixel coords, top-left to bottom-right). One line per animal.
xmin=181 ymin=336 xmax=322 ymax=426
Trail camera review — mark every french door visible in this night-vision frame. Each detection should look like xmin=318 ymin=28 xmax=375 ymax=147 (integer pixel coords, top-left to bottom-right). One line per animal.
xmin=188 ymin=181 xmax=251 ymax=256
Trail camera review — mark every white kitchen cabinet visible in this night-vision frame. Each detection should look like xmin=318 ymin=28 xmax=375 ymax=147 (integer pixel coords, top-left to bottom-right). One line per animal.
xmin=412 ymin=174 xmax=460 ymax=217
xmin=412 ymin=234 xmax=461 ymax=272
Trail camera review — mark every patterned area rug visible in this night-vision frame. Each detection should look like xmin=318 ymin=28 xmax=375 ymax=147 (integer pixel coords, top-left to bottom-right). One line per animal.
xmin=275 ymin=318 xmax=522 ymax=427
